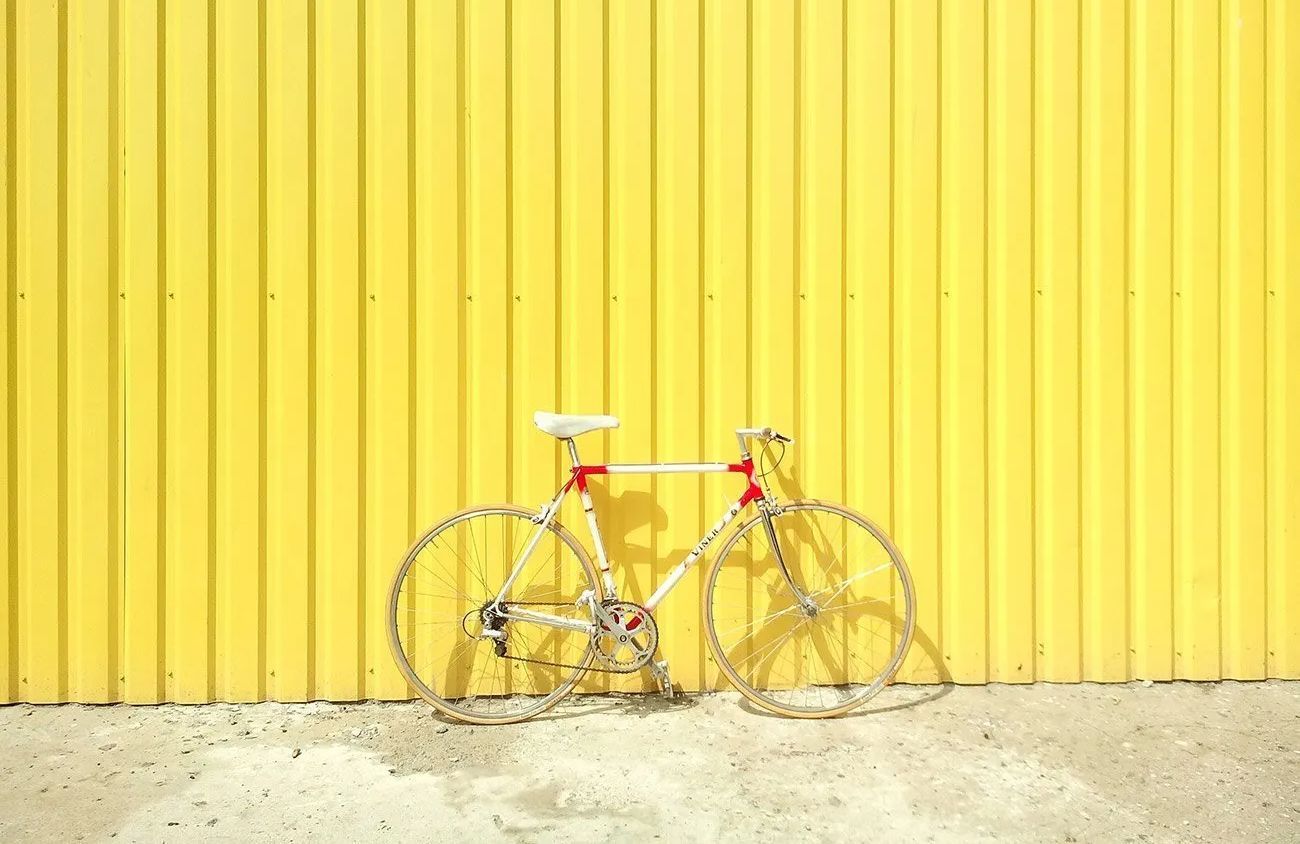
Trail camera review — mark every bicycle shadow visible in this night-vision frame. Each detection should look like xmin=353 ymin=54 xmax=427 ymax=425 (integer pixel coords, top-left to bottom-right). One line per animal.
xmin=576 ymin=483 xmax=673 ymax=696
xmin=727 ymin=461 xmax=952 ymax=717
xmin=580 ymin=483 xmax=667 ymax=604
xmin=733 ymin=622 xmax=953 ymax=719
xmin=421 ymin=690 xmax=698 ymax=727
xmin=584 ymin=476 xmax=767 ymax=697
xmin=551 ymin=461 xmax=950 ymax=716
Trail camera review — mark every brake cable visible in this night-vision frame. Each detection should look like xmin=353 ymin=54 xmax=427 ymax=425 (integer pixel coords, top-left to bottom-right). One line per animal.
xmin=757 ymin=437 xmax=786 ymax=479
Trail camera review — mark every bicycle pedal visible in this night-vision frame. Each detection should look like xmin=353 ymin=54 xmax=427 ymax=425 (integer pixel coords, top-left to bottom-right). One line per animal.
xmin=649 ymin=659 xmax=674 ymax=698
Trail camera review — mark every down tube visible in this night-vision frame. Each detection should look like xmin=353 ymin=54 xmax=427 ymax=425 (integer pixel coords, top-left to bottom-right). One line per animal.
xmin=645 ymin=496 xmax=751 ymax=611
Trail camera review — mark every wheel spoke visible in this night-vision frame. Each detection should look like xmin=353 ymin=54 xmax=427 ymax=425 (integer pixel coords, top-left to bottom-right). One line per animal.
xmin=705 ymin=501 xmax=914 ymax=716
xmin=387 ymin=509 xmax=597 ymax=723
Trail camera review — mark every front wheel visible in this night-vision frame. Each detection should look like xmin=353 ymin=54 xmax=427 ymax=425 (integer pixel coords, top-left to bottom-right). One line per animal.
xmin=703 ymin=499 xmax=915 ymax=718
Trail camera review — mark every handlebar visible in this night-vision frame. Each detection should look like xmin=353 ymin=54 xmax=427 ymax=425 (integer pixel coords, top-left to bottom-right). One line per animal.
xmin=735 ymin=427 xmax=795 ymax=450
xmin=762 ymin=427 xmax=793 ymax=444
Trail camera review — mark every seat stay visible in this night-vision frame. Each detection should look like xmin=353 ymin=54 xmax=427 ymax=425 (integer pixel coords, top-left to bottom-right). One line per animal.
xmin=492 ymin=474 xmax=579 ymax=605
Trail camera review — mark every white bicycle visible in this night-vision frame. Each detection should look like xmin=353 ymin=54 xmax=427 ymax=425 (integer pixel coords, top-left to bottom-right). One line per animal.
xmin=387 ymin=412 xmax=915 ymax=724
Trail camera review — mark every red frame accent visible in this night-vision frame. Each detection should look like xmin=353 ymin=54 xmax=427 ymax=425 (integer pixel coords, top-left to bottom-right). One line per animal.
xmin=570 ymin=459 xmax=763 ymax=506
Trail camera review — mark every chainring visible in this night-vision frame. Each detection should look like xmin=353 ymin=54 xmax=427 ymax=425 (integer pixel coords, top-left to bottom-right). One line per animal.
xmin=592 ymin=601 xmax=659 ymax=671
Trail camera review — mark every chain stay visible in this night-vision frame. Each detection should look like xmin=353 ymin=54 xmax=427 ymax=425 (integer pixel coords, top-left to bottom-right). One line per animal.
xmin=492 ymin=600 xmax=647 ymax=675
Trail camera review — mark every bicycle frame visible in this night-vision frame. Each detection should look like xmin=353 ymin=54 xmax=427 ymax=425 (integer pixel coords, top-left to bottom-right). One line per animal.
xmin=492 ymin=433 xmax=779 ymax=634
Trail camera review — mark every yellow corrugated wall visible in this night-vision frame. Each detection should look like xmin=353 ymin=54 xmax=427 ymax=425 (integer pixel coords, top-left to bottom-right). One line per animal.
xmin=2 ymin=0 xmax=1298 ymax=703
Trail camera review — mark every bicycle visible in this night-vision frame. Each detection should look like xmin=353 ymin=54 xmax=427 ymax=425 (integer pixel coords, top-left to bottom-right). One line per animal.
xmin=386 ymin=412 xmax=916 ymax=724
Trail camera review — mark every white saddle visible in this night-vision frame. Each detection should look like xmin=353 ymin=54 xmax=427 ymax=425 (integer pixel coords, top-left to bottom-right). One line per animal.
xmin=533 ymin=411 xmax=620 ymax=439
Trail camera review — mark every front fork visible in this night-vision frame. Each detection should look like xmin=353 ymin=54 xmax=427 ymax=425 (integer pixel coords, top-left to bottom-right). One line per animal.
xmin=757 ymin=502 xmax=820 ymax=616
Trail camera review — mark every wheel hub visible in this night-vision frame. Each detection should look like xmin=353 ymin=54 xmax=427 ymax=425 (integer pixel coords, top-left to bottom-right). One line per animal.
xmin=464 ymin=601 xmax=508 ymax=657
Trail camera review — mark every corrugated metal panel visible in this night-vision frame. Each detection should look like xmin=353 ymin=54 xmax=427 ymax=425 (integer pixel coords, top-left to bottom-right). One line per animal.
xmin=2 ymin=0 xmax=1298 ymax=703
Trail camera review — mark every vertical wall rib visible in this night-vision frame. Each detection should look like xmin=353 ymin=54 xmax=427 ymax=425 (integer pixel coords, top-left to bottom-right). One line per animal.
xmin=0 ymin=0 xmax=1295 ymax=702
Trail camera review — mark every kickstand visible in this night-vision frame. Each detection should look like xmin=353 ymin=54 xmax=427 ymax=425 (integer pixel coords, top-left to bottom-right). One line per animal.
xmin=648 ymin=658 xmax=674 ymax=698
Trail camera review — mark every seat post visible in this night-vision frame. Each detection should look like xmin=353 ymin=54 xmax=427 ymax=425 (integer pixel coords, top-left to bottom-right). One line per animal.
xmin=565 ymin=438 xmax=581 ymax=468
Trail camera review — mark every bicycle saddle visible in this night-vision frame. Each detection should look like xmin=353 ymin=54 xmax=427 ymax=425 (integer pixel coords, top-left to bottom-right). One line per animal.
xmin=533 ymin=411 xmax=620 ymax=439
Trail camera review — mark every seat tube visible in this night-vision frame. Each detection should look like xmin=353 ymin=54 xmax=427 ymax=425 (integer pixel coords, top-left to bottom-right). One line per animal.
xmin=580 ymin=484 xmax=616 ymax=595
xmin=569 ymin=438 xmax=617 ymax=596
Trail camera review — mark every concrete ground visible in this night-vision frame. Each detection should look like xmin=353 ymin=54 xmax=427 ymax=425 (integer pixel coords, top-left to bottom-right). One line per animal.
xmin=1 ymin=682 xmax=1297 ymax=843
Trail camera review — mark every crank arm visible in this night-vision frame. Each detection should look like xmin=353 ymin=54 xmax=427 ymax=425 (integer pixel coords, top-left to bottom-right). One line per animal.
xmin=576 ymin=589 xmax=621 ymax=630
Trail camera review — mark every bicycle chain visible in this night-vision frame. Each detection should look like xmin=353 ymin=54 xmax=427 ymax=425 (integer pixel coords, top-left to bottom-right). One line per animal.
xmin=491 ymin=600 xmax=644 ymax=675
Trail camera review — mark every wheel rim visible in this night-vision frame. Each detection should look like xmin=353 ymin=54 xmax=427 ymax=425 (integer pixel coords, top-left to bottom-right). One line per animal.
xmin=388 ymin=507 xmax=599 ymax=723
xmin=705 ymin=501 xmax=915 ymax=716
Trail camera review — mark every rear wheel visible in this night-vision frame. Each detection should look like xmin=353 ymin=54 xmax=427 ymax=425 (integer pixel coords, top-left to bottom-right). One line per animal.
xmin=703 ymin=499 xmax=915 ymax=717
xmin=386 ymin=505 xmax=601 ymax=724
